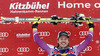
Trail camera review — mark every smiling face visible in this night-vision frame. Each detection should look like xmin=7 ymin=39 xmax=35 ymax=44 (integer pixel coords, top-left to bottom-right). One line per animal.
xmin=57 ymin=35 xmax=69 ymax=48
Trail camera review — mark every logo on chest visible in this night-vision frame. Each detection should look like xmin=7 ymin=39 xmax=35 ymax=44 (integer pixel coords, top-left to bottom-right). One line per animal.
xmin=61 ymin=53 xmax=68 ymax=56
xmin=52 ymin=49 xmax=75 ymax=56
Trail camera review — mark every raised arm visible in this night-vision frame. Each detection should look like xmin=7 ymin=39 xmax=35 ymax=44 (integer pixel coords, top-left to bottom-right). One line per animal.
xmin=74 ymin=18 xmax=94 ymax=55
xmin=32 ymin=17 xmax=51 ymax=54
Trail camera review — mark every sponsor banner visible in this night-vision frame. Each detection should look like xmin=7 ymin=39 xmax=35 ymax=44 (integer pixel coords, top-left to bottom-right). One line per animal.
xmin=0 ymin=32 xmax=9 ymax=40
xmin=17 ymin=47 xmax=30 ymax=52
xmin=1 ymin=0 xmax=100 ymax=18
xmin=16 ymin=33 xmax=30 ymax=38
xmin=81 ymin=46 xmax=92 ymax=53
xmin=38 ymin=47 xmax=45 ymax=54
xmin=14 ymin=30 xmax=32 ymax=42
xmin=9 ymin=2 xmax=50 ymax=13
xmin=17 ymin=47 xmax=30 ymax=55
xmin=79 ymin=31 xmax=88 ymax=38
xmin=0 ymin=47 xmax=9 ymax=55
xmin=0 ymin=32 xmax=9 ymax=37
xmin=0 ymin=0 xmax=57 ymax=17
xmin=0 ymin=0 xmax=100 ymax=56
xmin=0 ymin=48 xmax=9 ymax=53
xmin=38 ymin=31 xmax=50 ymax=39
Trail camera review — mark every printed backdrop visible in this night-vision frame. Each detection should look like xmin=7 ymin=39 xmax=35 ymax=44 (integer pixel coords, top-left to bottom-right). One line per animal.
xmin=0 ymin=0 xmax=100 ymax=56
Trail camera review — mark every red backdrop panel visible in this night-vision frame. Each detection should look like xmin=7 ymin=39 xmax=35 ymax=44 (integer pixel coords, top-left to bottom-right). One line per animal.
xmin=0 ymin=0 xmax=100 ymax=56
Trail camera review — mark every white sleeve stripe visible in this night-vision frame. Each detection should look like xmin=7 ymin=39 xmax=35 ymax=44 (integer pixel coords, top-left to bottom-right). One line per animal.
xmin=33 ymin=32 xmax=38 ymax=36
xmin=88 ymin=33 xmax=93 ymax=37
xmin=80 ymin=40 xmax=85 ymax=45
xmin=47 ymin=44 xmax=54 ymax=49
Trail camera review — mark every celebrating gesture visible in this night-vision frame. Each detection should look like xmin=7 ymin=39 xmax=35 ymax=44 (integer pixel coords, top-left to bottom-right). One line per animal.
xmin=32 ymin=13 xmax=94 ymax=56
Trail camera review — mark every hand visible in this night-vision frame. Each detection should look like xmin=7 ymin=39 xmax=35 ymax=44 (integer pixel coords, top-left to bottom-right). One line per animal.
xmin=32 ymin=17 xmax=41 ymax=29
xmin=85 ymin=17 xmax=94 ymax=29
xmin=51 ymin=15 xmax=63 ymax=25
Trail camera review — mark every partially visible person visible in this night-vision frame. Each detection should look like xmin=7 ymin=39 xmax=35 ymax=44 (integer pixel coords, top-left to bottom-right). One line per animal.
xmin=32 ymin=15 xmax=94 ymax=56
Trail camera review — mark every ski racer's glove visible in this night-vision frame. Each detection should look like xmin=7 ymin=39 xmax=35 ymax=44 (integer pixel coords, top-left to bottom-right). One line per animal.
xmin=32 ymin=17 xmax=41 ymax=29
xmin=70 ymin=13 xmax=85 ymax=27
xmin=85 ymin=17 xmax=94 ymax=29
xmin=51 ymin=15 xmax=63 ymax=25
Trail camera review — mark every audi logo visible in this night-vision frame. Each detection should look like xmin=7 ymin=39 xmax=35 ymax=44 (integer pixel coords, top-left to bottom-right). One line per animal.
xmin=84 ymin=46 xmax=92 ymax=51
xmin=0 ymin=32 xmax=9 ymax=37
xmin=38 ymin=32 xmax=50 ymax=36
xmin=38 ymin=47 xmax=45 ymax=54
xmin=0 ymin=48 xmax=9 ymax=52
xmin=81 ymin=46 xmax=92 ymax=53
xmin=66 ymin=31 xmax=71 ymax=36
xmin=79 ymin=31 xmax=88 ymax=36
xmin=17 ymin=47 xmax=30 ymax=52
